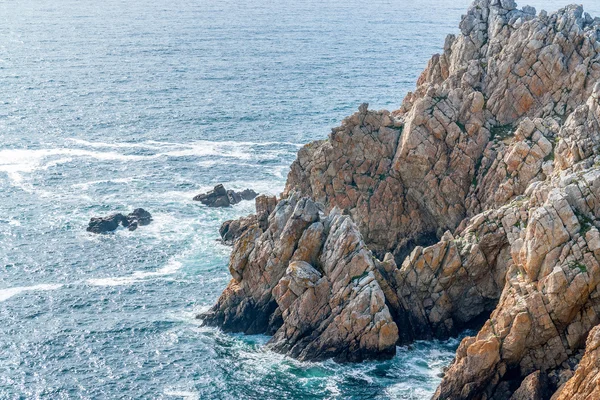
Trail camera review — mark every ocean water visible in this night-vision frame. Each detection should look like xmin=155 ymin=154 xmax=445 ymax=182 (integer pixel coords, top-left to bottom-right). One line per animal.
xmin=1 ymin=0 xmax=599 ymax=399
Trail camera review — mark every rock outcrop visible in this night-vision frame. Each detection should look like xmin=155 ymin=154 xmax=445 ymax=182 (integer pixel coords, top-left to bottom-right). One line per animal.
xmin=193 ymin=184 xmax=258 ymax=207
xmin=553 ymin=324 xmax=600 ymax=399
xmin=202 ymin=1 xmax=600 ymax=398
xmin=87 ymin=208 xmax=153 ymax=233
xmin=219 ymin=195 xmax=277 ymax=245
xmin=202 ymin=193 xmax=398 ymax=361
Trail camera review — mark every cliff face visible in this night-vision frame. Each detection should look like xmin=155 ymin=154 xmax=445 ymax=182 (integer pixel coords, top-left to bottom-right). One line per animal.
xmin=202 ymin=0 xmax=600 ymax=398
xmin=285 ymin=1 xmax=600 ymax=261
xmin=202 ymin=193 xmax=398 ymax=361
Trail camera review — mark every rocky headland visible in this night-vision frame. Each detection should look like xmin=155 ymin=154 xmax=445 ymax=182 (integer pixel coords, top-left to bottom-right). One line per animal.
xmin=201 ymin=0 xmax=600 ymax=398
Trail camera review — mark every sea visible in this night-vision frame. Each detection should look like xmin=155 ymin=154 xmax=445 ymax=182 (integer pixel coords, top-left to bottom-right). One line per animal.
xmin=1 ymin=0 xmax=599 ymax=398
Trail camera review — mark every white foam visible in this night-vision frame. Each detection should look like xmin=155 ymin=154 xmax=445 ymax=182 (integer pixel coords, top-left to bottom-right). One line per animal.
xmin=0 ymin=283 xmax=63 ymax=302
xmin=160 ymin=141 xmax=254 ymax=160
xmin=325 ymin=378 xmax=342 ymax=397
xmin=70 ymin=138 xmax=302 ymax=149
xmin=71 ymin=177 xmax=138 ymax=190
xmin=0 ymin=148 xmax=155 ymax=184
xmin=85 ymin=275 xmax=140 ymax=287
xmin=384 ymin=382 xmax=436 ymax=399
xmin=71 ymin=138 xmax=301 ymax=161
xmin=86 ymin=260 xmax=183 ymax=287
xmin=67 ymin=138 xmax=180 ymax=150
xmin=164 ymin=389 xmax=199 ymax=400
xmin=0 ymin=140 xmax=298 ymax=186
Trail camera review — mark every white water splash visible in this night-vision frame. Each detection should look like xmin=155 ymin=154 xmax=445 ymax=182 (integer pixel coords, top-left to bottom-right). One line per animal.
xmin=86 ymin=260 xmax=183 ymax=287
xmin=0 ymin=284 xmax=63 ymax=302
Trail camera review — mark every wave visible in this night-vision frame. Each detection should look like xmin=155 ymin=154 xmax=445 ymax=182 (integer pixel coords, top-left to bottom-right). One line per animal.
xmin=68 ymin=138 xmax=181 ymax=150
xmin=71 ymin=176 xmax=139 ymax=190
xmin=86 ymin=260 xmax=182 ymax=287
xmin=69 ymin=138 xmax=303 ymax=149
xmin=0 ymin=139 xmax=300 ymax=186
xmin=0 ymin=261 xmax=183 ymax=300
xmin=163 ymin=389 xmax=200 ymax=400
xmin=0 ymin=148 xmax=154 ymax=185
xmin=69 ymin=138 xmax=300 ymax=160
xmin=0 ymin=283 xmax=63 ymax=302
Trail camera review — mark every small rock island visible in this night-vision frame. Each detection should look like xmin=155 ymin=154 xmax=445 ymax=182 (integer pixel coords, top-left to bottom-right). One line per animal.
xmin=193 ymin=184 xmax=258 ymax=208
xmin=87 ymin=208 xmax=153 ymax=233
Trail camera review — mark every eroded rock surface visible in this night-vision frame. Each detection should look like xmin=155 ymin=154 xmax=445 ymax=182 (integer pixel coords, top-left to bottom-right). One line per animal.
xmin=435 ymin=92 xmax=600 ymax=398
xmin=203 ymin=1 xmax=600 ymax=398
xmin=201 ymin=193 xmax=398 ymax=361
xmin=219 ymin=195 xmax=277 ymax=245
xmin=553 ymin=324 xmax=600 ymax=400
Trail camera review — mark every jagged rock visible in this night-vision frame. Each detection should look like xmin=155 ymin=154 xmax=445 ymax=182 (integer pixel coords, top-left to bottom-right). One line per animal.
xmin=553 ymin=325 xmax=600 ymax=399
xmin=201 ymin=193 xmax=398 ymax=361
xmin=204 ymin=2 xmax=600 ymax=398
xmin=283 ymin=0 xmax=600 ymax=263
xmin=219 ymin=216 xmax=255 ymax=245
xmin=509 ymin=371 xmax=549 ymax=400
xmin=434 ymin=90 xmax=600 ymax=400
xmin=194 ymin=184 xmax=230 ymax=207
xmin=193 ymin=184 xmax=258 ymax=207
xmin=378 ymin=208 xmax=511 ymax=342
xmin=219 ymin=195 xmax=277 ymax=245
xmin=86 ymin=208 xmax=153 ymax=233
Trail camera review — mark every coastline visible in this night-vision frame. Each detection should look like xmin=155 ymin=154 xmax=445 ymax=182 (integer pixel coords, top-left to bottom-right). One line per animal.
xmin=203 ymin=1 xmax=600 ymax=398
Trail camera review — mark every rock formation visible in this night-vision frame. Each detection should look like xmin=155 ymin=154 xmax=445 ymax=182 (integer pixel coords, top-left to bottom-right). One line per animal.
xmin=202 ymin=193 xmax=398 ymax=361
xmin=202 ymin=0 xmax=600 ymax=398
xmin=553 ymin=324 xmax=600 ymax=399
xmin=87 ymin=208 xmax=153 ymax=233
xmin=193 ymin=184 xmax=258 ymax=207
xmin=219 ymin=195 xmax=277 ymax=245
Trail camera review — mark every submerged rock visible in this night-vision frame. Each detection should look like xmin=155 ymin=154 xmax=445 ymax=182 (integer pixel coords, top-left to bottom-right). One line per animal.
xmin=193 ymin=184 xmax=258 ymax=208
xmin=86 ymin=208 xmax=153 ymax=233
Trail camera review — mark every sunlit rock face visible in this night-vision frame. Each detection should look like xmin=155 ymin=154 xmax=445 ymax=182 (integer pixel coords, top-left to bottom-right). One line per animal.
xmin=204 ymin=1 xmax=600 ymax=397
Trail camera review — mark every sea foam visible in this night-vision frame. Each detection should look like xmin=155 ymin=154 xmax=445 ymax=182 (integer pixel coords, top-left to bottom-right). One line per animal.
xmin=0 ymin=284 xmax=63 ymax=302
xmin=86 ymin=260 xmax=183 ymax=287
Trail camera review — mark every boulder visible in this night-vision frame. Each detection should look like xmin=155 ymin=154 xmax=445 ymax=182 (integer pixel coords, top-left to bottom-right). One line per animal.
xmin=86 ymin=213 xmax=129 ymax=234
xmin=510 ymin=371 xmax=549 ymax=400
xmin=86 ymin=208 xmax=153 ymax=233
xmin=193 ymin=184 xmax=258 ymax=207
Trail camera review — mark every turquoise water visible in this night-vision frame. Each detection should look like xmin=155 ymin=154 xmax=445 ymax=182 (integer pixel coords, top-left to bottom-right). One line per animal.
xmin=1 ymin=0 xmax=599 ymax=398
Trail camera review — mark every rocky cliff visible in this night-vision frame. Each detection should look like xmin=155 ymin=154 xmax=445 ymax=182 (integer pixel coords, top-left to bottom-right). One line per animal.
xmin=201 ymin=0 xmax=600 ymax=398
